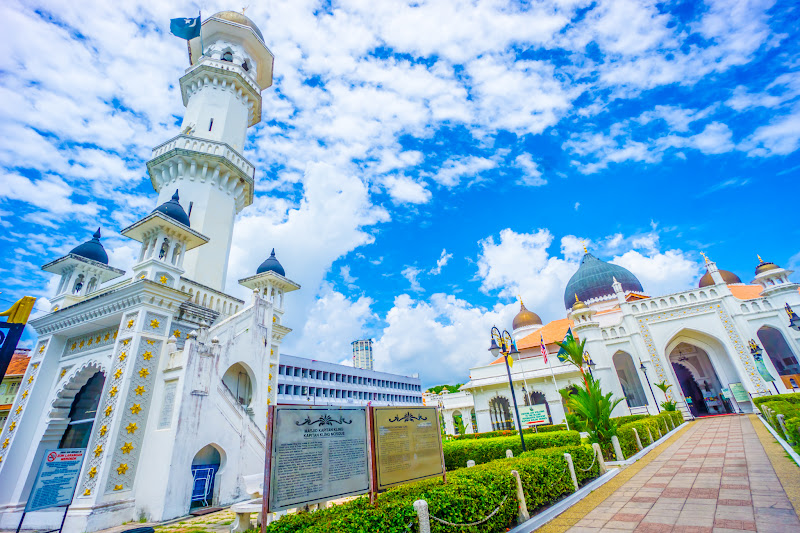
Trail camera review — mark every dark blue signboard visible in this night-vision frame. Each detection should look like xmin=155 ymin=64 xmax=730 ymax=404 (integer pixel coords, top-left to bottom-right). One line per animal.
xmin=26 ymin=449 xmax=86 ymax=512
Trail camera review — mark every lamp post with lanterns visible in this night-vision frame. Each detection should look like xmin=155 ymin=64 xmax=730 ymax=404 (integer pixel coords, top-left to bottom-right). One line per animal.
xmin=638 ymin=359 xmax=660 ymax=413
xmin=489 ymin=326 xmax=526 ymax=452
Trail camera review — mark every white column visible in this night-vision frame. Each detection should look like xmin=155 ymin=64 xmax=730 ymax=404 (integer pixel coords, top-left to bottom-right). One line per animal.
xmin=178 ymin=242 xmax=187 ymax=267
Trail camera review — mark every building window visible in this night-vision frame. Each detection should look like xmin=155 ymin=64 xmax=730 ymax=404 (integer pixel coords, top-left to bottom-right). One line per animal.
xmin=278 ymin=384 xmax=284 ymax=394
xmin=222 ymin=51 xmax=233 ymax=62
xmin=278 ymin=365 xmax=285 ymax=375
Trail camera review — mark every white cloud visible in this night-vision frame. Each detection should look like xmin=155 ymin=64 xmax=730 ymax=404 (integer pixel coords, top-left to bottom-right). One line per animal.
xmin=382 ymin=175 xmax=432 ymax=204
xmin=401 ymin=266 xmax=424 ymax=293
xmin=514 ymin=154 xmax=547 ymax=187
xmin=431 ymin=156 xmax=496 ymax=187
xmin=741 ymin=106 xmax=800 ymax=156
xmin=430 ymin=249 xmax=453 ymax=275
xmin=611 ymin=250 xmax=700 ymax=296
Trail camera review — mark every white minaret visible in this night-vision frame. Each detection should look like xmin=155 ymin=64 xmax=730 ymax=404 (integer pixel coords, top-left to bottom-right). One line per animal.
xmin=146 ymin=11 xmax=274 ymax=292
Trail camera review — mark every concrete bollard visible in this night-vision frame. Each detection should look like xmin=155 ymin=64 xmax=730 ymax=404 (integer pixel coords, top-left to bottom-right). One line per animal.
xmin=511 ymin=470 xmax=530 ymax=522
xmin=611 ymin=435 xmax=624 ymax=462
xmin=467 ymin=460 xmax=476 ymax=468
xmin=632 ymin=428 xmax=644 ymax=451
xmin=647 ymin=427 xmax=654 ymax=444
xmin=413 ymin=499 xmax=431 ymax=533
xmin=506 ymin=449 xmax=514 ymax=459
xmin=563 ymin=453 xmax=579 ymax=492
xmin=777 ymin=414 xmax=793 ymax=442
xmin=592 ymin=442 xmax=607 ymax=474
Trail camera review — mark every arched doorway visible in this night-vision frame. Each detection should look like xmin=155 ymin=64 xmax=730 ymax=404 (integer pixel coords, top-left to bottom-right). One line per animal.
xmin=488 ymin=396 xmax=513 ymax=430
xmin=613 ymin=351 xmax=648 ymax=409
xmin=452 ymin=410 xmax=464 ymax=435
xmin=190 ymin=444 xmax=223 ymax=509
xmin=221 ymin=363 xmax=254 ymax=406
xmin=526 ymin=391 xmax=552 ymax=425
xmin=669 ymin=342 xmax=731 ymax=416
xmin=469 ymin=409 xmax=478 ymax=433
xmin=757 ymin=326 xmax=800 ymax=389
xmin=59 ymin=372 xmax=105 ymax=448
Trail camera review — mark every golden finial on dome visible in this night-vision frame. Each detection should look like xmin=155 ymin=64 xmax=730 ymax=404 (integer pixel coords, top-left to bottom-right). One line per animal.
xmin=700 ymin=251 xmax=709 ymax=264
xmin=757 ymin=254 xmax=763 ymax=263
xmin=241 ymin=5 xmax=249 ymax=14
xmin=583 ymin=241 xmax=588 ymax=254
xmin=575 ymin=293 xmax=579 ymax=302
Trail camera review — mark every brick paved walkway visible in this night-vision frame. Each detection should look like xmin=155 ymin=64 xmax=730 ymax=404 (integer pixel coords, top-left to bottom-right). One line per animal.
xmin=569 ymin=415 xmax=800 ymax=533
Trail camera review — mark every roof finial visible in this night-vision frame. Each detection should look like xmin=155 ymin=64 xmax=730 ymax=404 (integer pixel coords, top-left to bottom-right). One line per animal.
xmin=270 ymin=248 xmax=276 ymax=257
xmin=757 ymin=254 xmax=764 ymax=263
xmin=700 ymin=251 xmax=709 ymax=264
xmin=171 ymin=189 xmax=180 ymax=202
xmin=242 ymin=5 xmax=249 ymax=14
xmin=583 ymin=241 xmax=588 ymax=254
xmin=93 ymin=228 xmax=101 ymax=240
xmin=575 ymin=293 xmax=579 ymax=302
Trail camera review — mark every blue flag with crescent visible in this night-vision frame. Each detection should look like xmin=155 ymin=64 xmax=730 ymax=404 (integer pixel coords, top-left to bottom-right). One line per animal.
xmin=556 ymin=327 xmax=574 ymax=363
xmin=170 ymin=16 xmax=201 ymax=40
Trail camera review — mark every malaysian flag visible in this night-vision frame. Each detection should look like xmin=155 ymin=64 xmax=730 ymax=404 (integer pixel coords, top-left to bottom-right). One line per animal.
xmin=540 ymin=335 xmax=548 ymax=363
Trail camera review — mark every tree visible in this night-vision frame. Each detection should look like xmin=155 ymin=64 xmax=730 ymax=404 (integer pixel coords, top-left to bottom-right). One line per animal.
xmin=426 ymin=384 xmax=463 ymax=394
xmin=654 ymin=380 xmax=678 ymax=411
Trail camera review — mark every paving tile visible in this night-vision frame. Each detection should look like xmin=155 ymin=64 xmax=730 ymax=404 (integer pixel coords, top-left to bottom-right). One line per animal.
xmin=612 ymin=513 xmax=647 ymax=522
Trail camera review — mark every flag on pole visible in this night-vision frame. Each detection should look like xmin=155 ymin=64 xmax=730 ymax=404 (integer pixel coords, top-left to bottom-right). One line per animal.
xmin=540 ymin=335 xmax=548 ymax=363
xmin=556 ymin=327 xmax=574 ymax=363
xmin=170 ymin=15 xmax=201 ymax=40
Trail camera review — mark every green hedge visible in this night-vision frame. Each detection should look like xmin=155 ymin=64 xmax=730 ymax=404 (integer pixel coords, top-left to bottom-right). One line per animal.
xmin=609 ymin=411 xmax=684 ymax=459
xmin=613 ymin=414 xmax=651 ymax=426
xmin=443 ymin=430 xmax=581 ymax=471
xmin=758 ymin=398 xmax=800 ymax=453
xmin=449 ymin=424 xmax=568 ymax=441
xmin=265 ymin=444 xmax=599 ymax=533
xmin=753 ymin=393 xmax=800 ymax=406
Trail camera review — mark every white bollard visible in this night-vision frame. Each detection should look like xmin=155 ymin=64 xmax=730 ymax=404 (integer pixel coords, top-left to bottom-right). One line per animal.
xmin=511 ymin=470 xmax=530 ymax=522
xmin=611 ymin=435 xmax=624 ymax=462
xmin=563 ymin=453 xmax=579 ymax=492
xmin=632 ymin=428 xmax=643 ymax=451
xmin=777 ymin=414 xmax=792 ymax=442
xmin=413 ymin=500 xmax=431 ymax=533
xmin=592 ymin=442 xmax=607 ymax=474
xmin=467 ymin=460 xmax=476 ymax=468
xmin=506 ymin=449 xmax=514 ymax=458
xmin=647 ymin=427 xmax=654 ymax=444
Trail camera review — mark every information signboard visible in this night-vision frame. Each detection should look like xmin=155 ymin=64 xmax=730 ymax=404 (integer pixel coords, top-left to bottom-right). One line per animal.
xmin=267 ymin=407 xmax=369 ymax=512
xmin=519 ymin=405 xmax=549 ymax=426
xmin=372 ymin=406 xmax=444 ymax=491
xmin=728 ymin=383 xmax=750 ymax=403
xmin=26 ymin=449 xmax=85 ymax=512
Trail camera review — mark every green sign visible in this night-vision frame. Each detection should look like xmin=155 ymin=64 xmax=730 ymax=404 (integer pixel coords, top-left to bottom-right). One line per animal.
xmin=519 ymin=404 xmax=549 ymax=426
xmin=720 ymin=387 xmax=729 ymax=399
xmin=728 ymin=383 xmax=749 ymax=403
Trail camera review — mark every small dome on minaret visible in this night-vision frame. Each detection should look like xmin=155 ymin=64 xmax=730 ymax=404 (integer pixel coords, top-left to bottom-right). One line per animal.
xmin=571 ymin=294 xmax=588 ymax=311
xmin=755 ymin=255 xmax=780 ymax=276
xmin=152 ymin=190 xmax=191 ymax=227
xmin=512 ymin=298 xmax=542 ymax=330
xmin=211 ymin=10 xmax=264 ymax=41
xmin=69 ymin=228 xmax=109 ymax=264
xmin=257 ymin=248 xmax=285 ymax=276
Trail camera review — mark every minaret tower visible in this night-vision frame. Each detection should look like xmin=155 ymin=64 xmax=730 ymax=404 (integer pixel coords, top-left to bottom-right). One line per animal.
xmin=146 ymin=11 xmax=274 ymax=291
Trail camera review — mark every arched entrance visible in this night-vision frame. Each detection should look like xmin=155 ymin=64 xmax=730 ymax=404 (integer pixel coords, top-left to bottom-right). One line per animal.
xmin=221 ymin=363 xmax=254 ymax=406
xmin=526 ymin=390 xmax=552 ymax=425
xmin=488 ymin=396 xmax=513 ymax=430
xmin=613 ymin=351 xmax=648 ymax=409
xmin=669 ymin=342 xmax=731 ymax=416
xmin=190 ymin=444 xmax=224 ymax=509
xmin=757 ymin=326 xmax=800 ymax=389
xmin=452 ymin=410 xmax=464 ymax=435
xmin=469 ymin=409 xmax=478 ymax=433
xmin=58 ymin=372 xmax=105 ymax=448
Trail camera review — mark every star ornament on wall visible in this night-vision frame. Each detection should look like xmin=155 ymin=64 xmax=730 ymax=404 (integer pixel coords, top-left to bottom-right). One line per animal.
xmin=142 ymin=351 xmax=153 ymax=360
xmin=94 ymin=445 xmax=103 ymax=456
xmin=159 ymin=275 xmax=168 ymax=284
xmin=109 ymin=386 xmax=118 ymax=397
xmin=114 ymin=369 xmax=123 ymax=379
xmin=127 ymin=319 xmax=135 ymax=328
xmin=134 ymin=386 xmax=145 ymax=396
xmin=126 ymin=422 xmax=138 ymax=434
xmin=105 ymin=405 xmax=113 ymax=416
xmin=150 ymin=319 xmax=160 ymax=328
xmin=139 ymin=368 xmax=150 ymax=378
xmin=130 ymin=404 xmax=142 ymax=415
xmin=116 ymin=463 xmax=128 ymax=475
xmin=88 ymin=466 xmax=97 ymax=478
xmin=121 ymin=442 xmax=133 ymax=454
xmin=99 ymin=425 xmax=108 ymax=436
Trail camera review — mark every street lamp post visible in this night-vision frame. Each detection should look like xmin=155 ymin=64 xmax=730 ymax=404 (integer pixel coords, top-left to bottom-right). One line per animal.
xmin=639 ymin=359 xmax=660 ymax=413
xmin=489 ymin=326 xmax=526 ymax=452
xmin=583 ymin=352 xmax=596 ymax=378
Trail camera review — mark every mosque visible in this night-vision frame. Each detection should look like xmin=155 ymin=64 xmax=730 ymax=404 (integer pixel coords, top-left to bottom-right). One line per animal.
xmin=439 ymin=251 xmax=800 ymax=436
xmin=0 ymin=11 xmax=298 ymax=531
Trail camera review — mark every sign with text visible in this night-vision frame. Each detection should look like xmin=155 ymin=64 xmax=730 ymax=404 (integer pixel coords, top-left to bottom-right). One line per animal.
xmin=26 ymin=449 xmax=85 ymax=512
xmin=268 ymin=407 xmax=369 ymax=511
xmin=728 ymin=383 xmax=750 ymax=403
xmin=373 ymin=406 xmax=444 ymax=491
xmin=519 ymin=404 xmax=549 ymax=426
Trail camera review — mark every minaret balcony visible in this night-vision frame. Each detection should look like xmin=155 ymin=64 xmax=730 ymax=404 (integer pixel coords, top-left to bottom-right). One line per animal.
xmin=180 ymin=62 xmax=262 ymax=127
xmin=147 ymin=134 xmax=255 ymax=211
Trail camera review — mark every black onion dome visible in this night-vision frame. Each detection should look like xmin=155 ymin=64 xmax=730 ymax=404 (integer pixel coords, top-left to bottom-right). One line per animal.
xmin=563 ymin=253 xmax=644 ymax=309
xmin=69 ymin=228 xmax=109 ymax=264
xmin=257 ymin=248 xmax=285 ymax=276
xmin=152 ymin=190 xmax=190 ymax=227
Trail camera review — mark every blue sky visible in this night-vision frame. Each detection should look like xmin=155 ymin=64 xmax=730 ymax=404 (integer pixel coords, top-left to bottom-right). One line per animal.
xmin=1 ymin=0 xmax=799 ymax=387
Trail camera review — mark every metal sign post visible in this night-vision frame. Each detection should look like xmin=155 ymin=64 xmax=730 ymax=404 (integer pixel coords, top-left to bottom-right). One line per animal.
xmin=18 ymin=449 xmax=85 ymax=533
xmin=260 ymin=405 xmax=275 ymax=533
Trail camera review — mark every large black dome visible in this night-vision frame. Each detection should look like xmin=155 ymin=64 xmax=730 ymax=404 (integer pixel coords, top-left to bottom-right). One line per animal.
xmin=257 ymin=248 xmax=285 ymax=276
xmin=563 ymin=253 xmax=644 ymax=309
xmin=70 ymin=228 xmax=109 ymax=264
xmin=152 ymin=190 xmax=191 ymax=227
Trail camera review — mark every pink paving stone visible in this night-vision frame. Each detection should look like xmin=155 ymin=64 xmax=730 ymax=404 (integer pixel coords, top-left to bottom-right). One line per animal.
xmin=661 ymin=488 xmax=690 ymax=498
xmin=714 ymin=518 xmax=757 ymax=530
xmin=633 ymin=523 xmax=673 ymax=532
xmin=717 ymin=498 xmax=752 ymax=506
xmin=612 ymin=512 xmax=647 ymax=522
xmin=721 ymin=484 xmax=749 ymax=490
xmin=688 ymin=487 xmax=719 ymax=499
xmin=672 ymin=527 xmax=713 ymax=533
xmin=630 ymin=496 xmax=658 ymax=503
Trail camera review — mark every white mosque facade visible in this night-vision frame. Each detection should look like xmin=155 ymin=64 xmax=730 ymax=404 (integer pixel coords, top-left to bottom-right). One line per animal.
xmin=0 ymin=12 xmax=299 ymax=532
xmin=439 ymin=253 xmax=800 ymax=436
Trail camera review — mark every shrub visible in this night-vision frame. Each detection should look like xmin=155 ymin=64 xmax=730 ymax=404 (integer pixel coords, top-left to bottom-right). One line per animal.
xmin=613 ymin=414 xmax=650 ymax=426
xmin=265 ymin=443 xmax=598 ymax=533
xmin=443 ymin=430 xmax=581 ymax=470
xmin=449 ymin=423 xmax=568 ymax=441
xmin=753 ymin=393 xmax=800 ymax=406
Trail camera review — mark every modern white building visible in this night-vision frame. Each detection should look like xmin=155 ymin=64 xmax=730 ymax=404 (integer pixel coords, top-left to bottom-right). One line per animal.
xmin=0 ymin=12 xmax=300 ymax=532
xmin=440 ymin=252 xmax=800 ymax=435
xmin=277 ymin=354 xmax=421 ymax=406
xmin=351 ymin=339 xmax=374 ymax=370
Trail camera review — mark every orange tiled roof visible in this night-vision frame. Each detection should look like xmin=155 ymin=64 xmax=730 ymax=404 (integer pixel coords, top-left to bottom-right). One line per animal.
xmin=728 ymin=284 xmax=763 ymax=300
xmin=517 ymin=318 xmax=573 ymax=350
xmin=6 ymin=350 xmax=31 ymax=377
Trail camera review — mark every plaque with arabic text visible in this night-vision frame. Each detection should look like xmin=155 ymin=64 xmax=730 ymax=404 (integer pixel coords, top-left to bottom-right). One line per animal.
xmin=373 ymin=406 xmax=443 ymax=490
xmin=268 ymin=407 xmax=369 ymax=511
